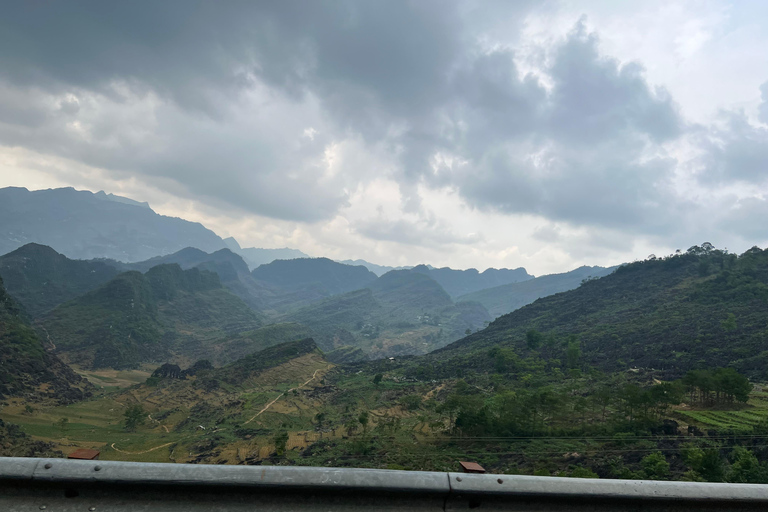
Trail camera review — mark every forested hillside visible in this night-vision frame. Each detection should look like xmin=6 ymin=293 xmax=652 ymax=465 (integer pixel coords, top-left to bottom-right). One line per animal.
xmin=429 ymin=245 xmax=768 ymax=379
xmin=0 ymin=276 xmax=90 ymax=403
xmin=410 ymin=264 xmax=533 ymax=297
xmin=6 ymin=245 xmax=768 ymax=484
xmin=252 ymin=258 xmax=378 ymax=296
xmin=41 ymin=264 xmax=263 ymax=369
xmin=284 ymin=270 xmax=490 ymax=360
xmin=459 ymin=265 xmax=614 ymax=318
xmin=0 ymin=243 xmax=119 ymax=317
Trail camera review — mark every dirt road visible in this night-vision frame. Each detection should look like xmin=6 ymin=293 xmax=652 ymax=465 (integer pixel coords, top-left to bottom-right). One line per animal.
xmin=243 ymin=368 xmax=324 ymax=425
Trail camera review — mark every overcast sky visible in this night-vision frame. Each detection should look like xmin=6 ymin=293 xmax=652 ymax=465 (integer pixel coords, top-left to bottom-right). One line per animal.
xmin=1 ymin=0 xmax=767 ymax=275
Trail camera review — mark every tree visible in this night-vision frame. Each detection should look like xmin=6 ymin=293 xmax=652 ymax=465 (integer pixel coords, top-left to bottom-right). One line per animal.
xmin=721 ymin=313 xmax=737 ymax=332
xmin=641 ymin=452 xmax=669 ymax=480
xmin=728 ymin=447 xmax=768 ymax=484
xmin=124 ymin=405 xmax=145 ymax=432
xmin=699 ymin=449 xmax=725 ymax=482
xmin=591 ymin=385 xmax=612 ymax=422
xmin=680 ymin=368 xmax=751 ymax=405
xmin=570 ymin=467 xmax=599 ymax=478
xmin=715 ymin=367 xmax=753 ymax=403
xmin=358 ymin=411 xmax=369 ymax=434
xmin=373 ymin=373 xmax=383 ymax=385
xmin=273 ymin=431 xmax=289 ymax=456
xmin=400 ymin=394 xmax=421 ymax=411
xmin=566 ymin=336 xmax=581 ymax=369
xmin=525 ymin=329 xmax=543 ymax=350
xmin=648 ymin=382 xmax=683 ymax=418
xmin=57 ymin=417 xmax=69 ymax=433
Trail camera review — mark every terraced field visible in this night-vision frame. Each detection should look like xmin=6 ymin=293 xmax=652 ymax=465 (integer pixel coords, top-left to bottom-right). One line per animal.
xmin=675 ymin=409 xmax=768 ymax=431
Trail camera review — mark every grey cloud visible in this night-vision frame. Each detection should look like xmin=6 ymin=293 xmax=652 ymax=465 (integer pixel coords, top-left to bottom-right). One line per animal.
xmin=355 ymin=217 xmax=482 ymax=247
xmin=0 ymin=0 xmax=765 ymax=254
xmin=0 ymin=1 xmax=483 ymax=221
xmin=714 ymin=197 xmax=768 ymax=242
xmin=411 ymin=24 xmax=683 ymax=234
xmin=695 ymin=111 xmax=768 ymax=185
xmin=547 ymin=22 xmax=682 ymax=144
xmin=760 ymin=82 xmax=768 ymax=124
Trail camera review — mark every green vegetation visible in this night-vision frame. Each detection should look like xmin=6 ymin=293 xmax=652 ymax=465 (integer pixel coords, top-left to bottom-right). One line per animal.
xmin=5 ymin=243 xmax=768 ymax=484
xmin=0 ymin=243 xmax=119 ymax=317
xmin=284 ymin=271 xmax=491 ymax=359
xmin=0 ymin=275 xmax=88 ymax=402
xmin=41 ymin=264 xmax=263 ymax=369
xmin=409 ymin=264 xmax=533 ymax=298
xmin=429 ymin=245 xmax=768 ymax=381
xmin=124 ymin=405 xmax=145 ymax=431
xmin=459 ymin=266 xmax=614 ymax=318
xmin=251 ymin=258 xmax=377 ymax=296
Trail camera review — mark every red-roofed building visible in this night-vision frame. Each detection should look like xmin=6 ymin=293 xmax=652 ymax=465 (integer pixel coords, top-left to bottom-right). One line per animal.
xmin=459 ymin=461 xmax=485 ymax=473
xmin=67 ymin=449 xmax=100 ymax=460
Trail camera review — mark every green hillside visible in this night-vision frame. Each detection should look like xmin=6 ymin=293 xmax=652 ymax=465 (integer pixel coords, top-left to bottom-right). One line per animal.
xmin=429 ymin=246 xmax=768 ymax=379
xmin=0 ymin=276 xmax=90 ymax=403
xmin=7 ymin=245 xmax=768 ymax=483
xmin=222 ymin=337 xmax=320 ymax=385
xmin=0 ymin=243 xmax=119 ymax=317
xmin=284 ymin=270 xmax=491 ymax=359
xmin=125 ymin=250 xmax=382 ymax=315
xmin=410 ymin=264 xmax=533 ymax=297
xmin=187 ymin=323 xmax=313 ymax=366
xmin=459 ymin=265 xmax=614 ymax=318
xmin=41 ymin=264 xmax=263 ymax=369
xmin=252 ymin=258 xmax=378 ymax=296
xmin=0 ymin=418 xmax=63 ymax=457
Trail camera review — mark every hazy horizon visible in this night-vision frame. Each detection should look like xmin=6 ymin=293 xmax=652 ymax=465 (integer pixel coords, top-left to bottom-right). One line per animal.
xmin=2 ymin=1 xmax=767 ymax=276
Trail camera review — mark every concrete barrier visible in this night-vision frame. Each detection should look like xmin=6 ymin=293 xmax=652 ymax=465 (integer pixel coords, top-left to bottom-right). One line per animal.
xmin=2 ymin=457 xmax=768 ymax=511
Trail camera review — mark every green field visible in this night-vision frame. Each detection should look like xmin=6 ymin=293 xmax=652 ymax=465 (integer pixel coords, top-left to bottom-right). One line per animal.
xmin=675 ymin=408 xmax=768 ymax=431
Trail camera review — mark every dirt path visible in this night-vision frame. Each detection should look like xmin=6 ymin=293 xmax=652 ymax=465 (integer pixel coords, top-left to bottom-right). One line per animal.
xmin=111 ymin=366 xmax=328 ymax=455
xmin=39 ymin=325 xmax=55 ymax=350
xmin=243 ymin=368 xmax=324 ymax=425
xmin=148 ymin=413 xmax=170 ymax=432
xmin=110 ymin=442 xmax=175 ymax=455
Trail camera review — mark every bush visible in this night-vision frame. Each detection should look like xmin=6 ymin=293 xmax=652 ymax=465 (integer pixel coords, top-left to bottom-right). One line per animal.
xmin=570 ymin=466 xmax=599 ymax=478
xmin=641 ymin=452 xmax=669 ymax=480
xmin=400 ymin=394 xmax=421 ymax=411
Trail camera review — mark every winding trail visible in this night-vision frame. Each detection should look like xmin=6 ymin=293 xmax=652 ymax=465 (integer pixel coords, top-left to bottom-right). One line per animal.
xmin=148 ymin=413 xmax=170 ymax=432
xmin=111 ymin=366 xmax=328 ymax=455
xmin=39 ymin=325 xmax=55 ymax=350
xmin=110 ymin=442 xmax=175 ymax=455
xmin=243 ymin=368 xmax=324 ymax=425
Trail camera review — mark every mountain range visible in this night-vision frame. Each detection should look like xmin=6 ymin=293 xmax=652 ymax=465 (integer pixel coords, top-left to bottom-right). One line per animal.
xmin=427 ymin=245 xmax=768 ymax=380
xmin=0 ymin=187 xmax=227 ymax=262
xmin=459 ymin=265 xmax=616 ymax=318
xmin=40 ymin=263 xmax=263 ymax=369
xmin=2 ymin=233 xmax=768 ymax=480
xmin=0 ymin=275 xmax=90 ymax=403
xmin=0 ymin=238 xmax=618 ymax=368
xmin=0 ymin=187 xmax=407 ymax=274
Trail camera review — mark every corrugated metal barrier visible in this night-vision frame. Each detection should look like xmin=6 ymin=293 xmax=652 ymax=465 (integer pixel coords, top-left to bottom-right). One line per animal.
xmin=2 ymin=457 xmax=768 ymax=511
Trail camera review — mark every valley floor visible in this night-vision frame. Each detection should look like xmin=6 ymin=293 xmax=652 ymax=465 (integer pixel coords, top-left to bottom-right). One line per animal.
xmin=5 ymin=363 xmax=768 ymax=482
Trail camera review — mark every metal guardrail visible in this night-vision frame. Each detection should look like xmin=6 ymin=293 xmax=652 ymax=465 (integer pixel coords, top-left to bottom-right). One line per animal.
xmin=2 ymin=457 xmax=768 ymax=511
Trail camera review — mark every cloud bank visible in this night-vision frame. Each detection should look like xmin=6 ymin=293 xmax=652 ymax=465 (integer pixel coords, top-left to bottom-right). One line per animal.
xmin=0 ymin=0 xmax=766 ymax=274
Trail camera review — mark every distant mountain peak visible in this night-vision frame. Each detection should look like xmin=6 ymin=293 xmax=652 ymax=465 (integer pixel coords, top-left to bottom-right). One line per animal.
xmin=223 ymin=236 xmax=242 ymax=251
xmin=93 ymin=190 xmax=151 ymax=209
xmin=408 ymin=264 xmax=533 ymax=298
xmin=0 ymin=186 xmax=227 ymax=261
